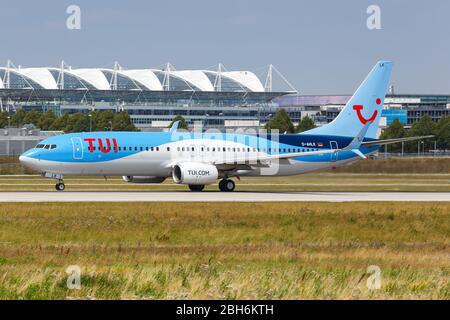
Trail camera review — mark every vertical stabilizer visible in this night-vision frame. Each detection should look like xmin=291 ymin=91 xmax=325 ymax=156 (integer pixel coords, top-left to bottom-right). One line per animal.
xmin=302 ymin=61 xmax=392 ymax=138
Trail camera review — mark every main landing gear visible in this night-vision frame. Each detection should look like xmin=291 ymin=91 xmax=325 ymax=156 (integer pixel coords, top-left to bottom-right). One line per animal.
xmin=55 ymin=180 xmax=65 ymax=191
xmin=219 ymin=179 xmax=235 ymax=192
xmin=189 ymin=184 xmax=205 ymax=192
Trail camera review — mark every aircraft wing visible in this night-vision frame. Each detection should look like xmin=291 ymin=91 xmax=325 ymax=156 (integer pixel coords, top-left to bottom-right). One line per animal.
xmin=164 ymin=148 xmax=338 ymax=168
xmin=361 ymin=135 xmax=434 ymax=147
xmin=212 ymin=149 xmax=338 ymax=165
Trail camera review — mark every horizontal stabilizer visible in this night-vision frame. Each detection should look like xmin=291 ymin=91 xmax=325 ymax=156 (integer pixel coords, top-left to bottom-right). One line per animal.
xmin=351 ymin=149 xmax=367 ymax=159
xmin=361 ymin=135 xmax=434 ymax=147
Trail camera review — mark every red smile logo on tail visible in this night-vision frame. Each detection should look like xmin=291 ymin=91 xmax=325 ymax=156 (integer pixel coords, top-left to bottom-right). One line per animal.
xmin=352 ymin=98 xmax=381 ymax=124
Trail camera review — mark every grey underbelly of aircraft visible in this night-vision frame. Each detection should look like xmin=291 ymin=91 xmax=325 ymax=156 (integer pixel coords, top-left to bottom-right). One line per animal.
xmin=39 ymin=157 xmax=357 ymax=177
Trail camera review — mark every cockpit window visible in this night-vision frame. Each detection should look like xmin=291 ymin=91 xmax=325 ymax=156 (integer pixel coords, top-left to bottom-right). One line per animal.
xmin=36 ymin=144 xmax=45 ymax=148
xmin=44 ymin=145 xmax=50 ymax=149
xmin=50 ymin=144 xmax=57 ymax=149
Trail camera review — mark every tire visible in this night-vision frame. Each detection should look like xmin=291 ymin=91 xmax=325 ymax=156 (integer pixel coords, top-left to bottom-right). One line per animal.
xmin=189 ymin=184 xmax=204 ymax=192
xmin=55 ymin=183 xmax=65 ymax=191
xmin=219 ymin=179 xmax=235 ymax=192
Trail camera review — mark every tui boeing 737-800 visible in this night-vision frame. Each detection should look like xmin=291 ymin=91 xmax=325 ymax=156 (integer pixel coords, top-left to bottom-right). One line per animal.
xmin=19 ymin=61 xmax=432 ymax=192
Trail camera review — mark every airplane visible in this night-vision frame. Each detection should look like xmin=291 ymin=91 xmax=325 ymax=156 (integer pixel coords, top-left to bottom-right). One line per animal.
xmin=19 ymin=61 xmax=432 ymax=192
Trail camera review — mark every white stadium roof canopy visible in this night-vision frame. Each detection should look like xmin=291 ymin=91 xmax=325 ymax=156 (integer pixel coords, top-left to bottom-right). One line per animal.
xmin=0 ymin=66 xmax=267 ymax=92
xmin=169 ymin=70 xmax=214 ymax=91
xmin=117 ymin=69 xmax=163 ymax=91
xmin=67 ymin=68 xmax=111 ymax=90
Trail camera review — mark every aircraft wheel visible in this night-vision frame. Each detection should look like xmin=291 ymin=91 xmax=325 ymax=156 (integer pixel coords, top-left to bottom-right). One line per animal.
xmin=189 ymin=184 xmax=204 ymax=192
xmin=219 ymin=179 xmax=235 ymax=192
xmin=55 ymin=183 xmax=65 ymax=191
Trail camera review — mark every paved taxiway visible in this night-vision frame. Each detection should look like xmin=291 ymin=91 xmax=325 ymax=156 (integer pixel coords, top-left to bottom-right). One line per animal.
xmin=0 ymin=191 xmax=448 ymax=202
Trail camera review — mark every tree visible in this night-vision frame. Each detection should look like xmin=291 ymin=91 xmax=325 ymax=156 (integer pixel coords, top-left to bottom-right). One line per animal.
xmin=23 ymin=109 xmax=41 ymax=127
xmin=11 ymin=109 xmax=26 ymax=126
xmin=64 ymin=112 xmax=90 ymax=133
xmin=406 ymin=115 xmax=437 ymax=152
xmin=379 ymin=119 xmax=406 ymax=153
xmin=50 ymin=112 xmax=69 ymax=131
xmin=168 ymin=115 xmax=188 ymax=130
xmin=38 ymin=110 xmax=57 ymax=130
xmin=0 ymin=111 xmax=10 ymax=128
xmin=112 ymin=111 xmax=138 ymax=131
xmin=94 ymin=110 xmax=115 ymax=131
xmin=435 ymin=116 xmax=450 ymax=150
xmin=296 ymin=115 xmax=316 ymax=133
xmin=264 ymin=109 xmax=295 ymax=134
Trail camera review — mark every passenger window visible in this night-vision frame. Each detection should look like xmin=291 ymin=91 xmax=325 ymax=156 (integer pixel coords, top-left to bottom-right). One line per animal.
xmin=167 ymin=147 xmax=170 ymax=151
xmin=156 ymin=147 xmax=159 ymax=151
xmin=129 ymin=147 xmax=132 ymax=151
xmin=191 ymin=147 xmax=195 ymax=151
xmin=151 ymin=147 xmax=154 ymax=151
xmin=140 ymin=147 xmax=143 ymax=151
xmin=146 ymin=147 xmax=149 ymax=151
xmin=212 ymin=147 xmax=215 ymax=152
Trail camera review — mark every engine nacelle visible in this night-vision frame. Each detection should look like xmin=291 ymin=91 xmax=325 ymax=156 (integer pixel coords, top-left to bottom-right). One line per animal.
xmin=122 ymin=176 xmax=166 ymax=184
xmin=172 ymin=162 xmax=218 ymax=185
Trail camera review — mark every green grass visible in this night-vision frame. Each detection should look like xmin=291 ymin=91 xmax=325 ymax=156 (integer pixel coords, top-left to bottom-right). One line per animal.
xmin=0 ymin=202 xmax=448 ymax=299
xmin=0 ymin=173 xmax=449 ymax=191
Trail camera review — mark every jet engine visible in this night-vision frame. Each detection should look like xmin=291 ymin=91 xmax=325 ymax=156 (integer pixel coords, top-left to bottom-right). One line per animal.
xmin=122 ymin=176 xmax=166 ymax=183
xmin=172 ymin=162 xmax=218 ymax=185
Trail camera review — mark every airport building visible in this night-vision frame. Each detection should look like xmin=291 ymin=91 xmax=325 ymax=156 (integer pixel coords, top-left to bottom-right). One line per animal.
xmin=0 ymin=62 xmax=293 ymax=131
xmin=274 ymin=93 xmax=450 ymax=128
xmin=0 ymin=61 xmax=449 ymax=137
xmin=0 ymin=126 xmax=63 ymax=156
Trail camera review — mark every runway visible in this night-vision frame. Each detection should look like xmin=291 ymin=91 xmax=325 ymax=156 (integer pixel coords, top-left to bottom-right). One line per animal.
xmin=0 ymin=191 xmax=448 ymax=202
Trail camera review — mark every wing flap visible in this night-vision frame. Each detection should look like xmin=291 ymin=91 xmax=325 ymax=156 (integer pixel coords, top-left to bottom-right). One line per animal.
xmin=212 ymin=149 xmax=337 ymax=165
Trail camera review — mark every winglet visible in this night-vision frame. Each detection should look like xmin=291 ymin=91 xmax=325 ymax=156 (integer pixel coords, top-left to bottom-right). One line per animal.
xmin=169 ymin=121 xmax=180 ymax=133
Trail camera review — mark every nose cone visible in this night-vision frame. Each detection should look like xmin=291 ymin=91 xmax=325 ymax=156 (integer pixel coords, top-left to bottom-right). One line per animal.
xmin=19 ymin=155 xmax=32 ymax=168
xmin=19 ymin=150 xmax=40 ymax=171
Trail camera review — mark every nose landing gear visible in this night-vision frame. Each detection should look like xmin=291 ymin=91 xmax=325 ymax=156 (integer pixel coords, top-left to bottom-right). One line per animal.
xmin=219 ymin=179 xmax=235 ymax=192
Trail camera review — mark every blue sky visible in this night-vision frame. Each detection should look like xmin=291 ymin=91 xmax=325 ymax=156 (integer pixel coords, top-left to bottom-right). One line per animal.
xmin=0 ymin=0 xmax=449 ymax=94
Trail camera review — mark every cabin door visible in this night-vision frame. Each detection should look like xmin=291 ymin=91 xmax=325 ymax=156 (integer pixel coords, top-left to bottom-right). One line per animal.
xmin=71 ymin=137 xmax=84 ymax=160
